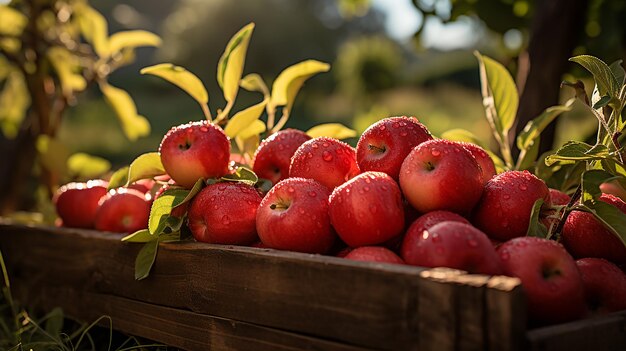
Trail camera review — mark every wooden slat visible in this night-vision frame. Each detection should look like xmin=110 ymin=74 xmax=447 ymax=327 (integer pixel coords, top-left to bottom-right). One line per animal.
xmin=485 ymin=276 xmax=526 ymax=351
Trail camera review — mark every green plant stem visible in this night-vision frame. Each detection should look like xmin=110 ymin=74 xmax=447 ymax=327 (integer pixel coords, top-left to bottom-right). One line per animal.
xmin=215 ymin=99 xmax=235 ymax=124
xmin=266 ymin=101 xmax=276 ymax=131
xmin=201 ymin=103 xmax=213 ymax=122
xmin=270 ymin=108 xmax=290 ymax=134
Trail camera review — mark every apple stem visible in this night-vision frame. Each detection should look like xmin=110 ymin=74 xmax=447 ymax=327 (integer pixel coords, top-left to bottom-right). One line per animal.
xmin=368 ymin=144 xmax=386 ymax=154
xmin=201 ymin=104 xmax=213 ymax=122
xmin=270 ymin=203 xmax=289 ymax=211
xmin=551 ymin=185 xmax=581 ymax=240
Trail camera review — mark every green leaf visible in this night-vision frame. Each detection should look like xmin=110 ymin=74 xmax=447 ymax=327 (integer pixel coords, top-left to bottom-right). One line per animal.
xmin=475 ymin=52 xmax=519 ymax=137
xmin=221 ymin=166 xmax=258 ymax=186
xmin=0 ymin=71 xmax=30 ymax=139
xmin=0 ymin=5 xmax=28 ymax=36
xmin=241 ymin=73 xmax=269 ymax=95
xmin=126 ymin=152 xmax=166 ymax=186
xmin=570 ymin=55 xmax=620 ymax=98
xmin=135 ymin=239 xmax=159 ymax=280
xmin=609 ymin=60 xmax=625 ymax=86
xmin=99 ymin=82 xmax=150 ymax=141
xmin=517 ymin=99 xmax=575 ymax=151
xmin=75 ymin=3 xmax=109 ymax=57
xmin=592 ymin=95 xmax=611 ymax=110
xmin=36 ymin=135 xmax=70 ymax=179
xmin=217 ymin=23 xmax=255 ymax=102
xmin=306 ymin=123 xmax=357 ymax=140
xmin=67 ymin=153 xmax=111 ymax=180
xmin=237 ymin=119 xmax=266 ymax=140
xmin=581 ymin=169 xmax=616 ymax=203
xmin=224 ymin=99 xmax=268 ymax=138
xmin=526 ymin=199 xmax=548 ymax=238
xmin=47 ymin=47 xmax=87 ymax=96
xmin=270 ymin=60 xmax=330 ymax=113
xmin=579 ymin=202 xmax=626 ymax=248
xmin=440 ymin=128 xmax=488 ymax=149
xmin=148 ymin=188 xmax=190 ymax=235
xmin=141 ymin=63 xmax=208 ymax=105
xmin=107 ymin=30 xmax=161 ymax=55
xmin=108 ymin=166 xmax=129 ymax=190
xmin=43 ymin=307 xmax=64 ymax=339
xmin=545 ymin=141 xmax=609 ymax=166
xmin=122 ymin=229 xmax=152 ymax=243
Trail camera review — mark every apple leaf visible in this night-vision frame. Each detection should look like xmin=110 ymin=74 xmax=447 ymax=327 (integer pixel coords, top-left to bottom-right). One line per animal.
xmin=440 ymin=128 xmax=488 ymax=149
xmin=580 ymin=169 xmax=619 ymax=203
xmin=67 ymin=153 xmax=111 ymax=180
xmin=126 ymin=152 xmax=166 ymax=186
xmin=0 ymin=71 xmax=30 ymax=139
xmin=148 ymin=188 xmax=189 ymax=235
xmin=306 ymin=123 xmax=357 ymax=140
xmin=578 ymin=202 xmax=626 ymax=248
xmin=592 ymin=95 xmax=612 ymax=110
xmin=224 ymin=99 xmax=268 ymax=138
xmin=241 ymin=73 xmax=269 ymax=95
xmin=517 ymin=99 xmax=574 ymax=152
xmin=36 ymin=135 xmax=70 ymax=180
xmin=474 ymin=52 xmax=518 ymax=138
xmin=141 ymin=63 xmax=208 ymax=105
xmin=107 ymin=166 xmax=129 ymax=190
xmin=107 ymin=30 xmax=161 ymax=55
xmin=270 ymin=60 xmax=330 ymax=113
xmin=237 ymin=119 xmax=266 ymax=140
xmin=75 ymin=3 xmax=109 ymax=57
xmin=99 ymin=82 xmax=151 ymax=141
xmin=135 ymin=238 xmax=159 ymax=280
xmin=570 ymin=55 xmax=620 ymax=99
xmin=0 ymin=5 xmax=27 ymax=37
xmin=122 ymin=229 xmax=152 ymax=243
xmin=217 ymin=23 xmax=255 ymax=103
xmin=221 ymin=166 xmax=258 ymax=186
xmin=609 ymin=60 xmax=625 ymax=86
xmin=545 ymin=141 xmax=609 ymax=166
xmin=526 ymin=198 xmax=548 ymax=238
xmin=47 ymin=47 xmax=87 ymax=96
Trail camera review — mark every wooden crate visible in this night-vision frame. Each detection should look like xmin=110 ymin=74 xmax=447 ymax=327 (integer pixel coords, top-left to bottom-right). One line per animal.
xmin=0 ymin=224 xmax=624 ymax=350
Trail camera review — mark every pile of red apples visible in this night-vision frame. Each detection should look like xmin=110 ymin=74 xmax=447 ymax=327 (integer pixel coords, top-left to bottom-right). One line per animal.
xmin=55 ymin=116 xmax=626 ymax=325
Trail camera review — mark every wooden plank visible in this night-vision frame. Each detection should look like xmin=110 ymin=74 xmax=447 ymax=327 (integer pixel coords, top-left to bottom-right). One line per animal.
xmin=485 ymin=276 xmax=526 ymax=351
xmin=16 ymin=284 xmax=368 ymax=351
xmin=526 ymin=311 xmax=626 ymax=351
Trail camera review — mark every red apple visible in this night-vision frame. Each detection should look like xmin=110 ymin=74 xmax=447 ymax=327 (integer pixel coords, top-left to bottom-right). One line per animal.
xmin=401 ymin=210 xmax=470 ymax=261
xmin=253 ymin=129 xmax=311 ymax=185
xmin=456 ymin=142 xmax=496 ymax=184
xmin=562 ymin=194 xmax=626 ymax=264
xmin=344 ymin=246 xmax=404 ymax=264
xmin=497 ymin=237 xmax=585 ymax=324
xmin=399 ymin=139 xmax=483 ymax=214
xmin=401 ymin=221 xmax=501 ymax=275
xmin=187 ymin=182 xmax=262 ymax=245
xmin=256 ymin=178 xmax=335 ymax=253
xmin=54 ymin=180 xmax=108 ymax=229
xmin=600 ymin=179 xmax=626 ymax=202
xmin=549 ymin=188 xmax=571 ymax=206
xmin=473 ymin=170 xmax=550 ymax=241
xmin=94 ymin=188 xmax=151 ymax=233
xmin=329 ymin=171 xmax=404 ymax=247
xmin=159 ymin=121 xmax=230 ymax=189
xmin=356 ymin=116 xmax=432 ymax=180
xmin=128 ymin=178 xmax=156 ymax=194
xmin=576 ymin=258 xmax=626 ymax=314
xmin=289 ymin=137 xmax=360 ymax=190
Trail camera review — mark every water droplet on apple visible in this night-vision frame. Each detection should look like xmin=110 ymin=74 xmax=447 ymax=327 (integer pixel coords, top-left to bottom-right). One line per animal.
xmin=213 ymin=205 xmax=219 ymax=210
xmin=381 ymin=185 xmax=389 ymax=191
xmin=467 ymin=238 xmax=479 ymax=248
xmin=278 ymin=144 xmax=285 ymax=151
xmin=435 ymin=247 xmax=445 ymax=255
xmin=364 ymin=177 xmax=371 ymax=184
xmin=519 ymin=184 xmax=528 ymax=191
xmin=369 ymin=205 xmax=378 ymax=214
xmin=322 ymin=142 xmax=329 ymax=147
xmin=287 ymin=186 xmax=295 ymax=193
xmin=218 ymin=184 xmax=227 ymax=191
xmin=299 ymin=208 xmax=305 ymax=215
xmin=431 ymin=150 xmax=441 ymax=157
xmin=322 ymin=151 xmax=333 ymax=162
xmin=308 ymin=191 xmax=317 ymax=197
xmin=379 ymin=125 xmax=386 ymax=131
xmin=500 ymin=251 xmax=510 ymax=261
xmin=431 ymin=234 xmax=442 ymax=243
xmin=392 ymin=122 xmax=400 ymax=128
xmin=399 ymin=131 xmax=408 ymax=137
xmin=312 ymin=143 xmax=319 ymax=149
xmin=306 ymin=152 xmax=313 ymax=159
xmin=503 ymin=194 xmax=510 ymax=200
xmin=221 ymin=215 xmax=230 ymax=225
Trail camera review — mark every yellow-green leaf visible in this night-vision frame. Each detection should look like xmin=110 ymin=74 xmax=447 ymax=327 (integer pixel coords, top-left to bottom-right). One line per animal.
xmin=440 ymin=128 xmax=488 ymax=149
xmin=141 ymin=63 xmax=208 ymax=105
xmin=99 ymin=82 xmax=150 ymax=141
xmin=306 ymin=123 xmax=356 ymax=140
xmin=0 ymin=71 xmax=30 ymax=139
xmin=108 ymin=30 xmax=161 ymax=55
xmin=270 ymin=60 xmax=330 ymax=113
xmin=47 ymin=47 xmax=87 ymax=96
xmin=107 ymin=166 xmax=129 ymax=190
xmin=36 ymin=135 xmax=70 ymax=179
xmin=75 ymin=3 xmax=109 ymax=57
xmin=0 ymin=5 xmax=27 ymax=36
xmin=217 ymin=23 xmax=255 ymax=102
xmin=237 ymin=119 xmax=266 ymax=140
xmin=241 ymin=73 xmax=269 ymax=95
xmin=67 ymin=153 xmax=111 ymax=180
xmin=224 ymin=99 xmax=267 ymax=138
xmin=127 ymin=152 xmax=165 ymax=185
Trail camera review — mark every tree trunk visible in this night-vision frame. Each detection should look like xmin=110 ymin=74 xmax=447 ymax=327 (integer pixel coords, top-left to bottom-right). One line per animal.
xmin=514 ymin=0 xmax=589 ymax=156
xmin=0 ymin=122 xmax=38 ymax=214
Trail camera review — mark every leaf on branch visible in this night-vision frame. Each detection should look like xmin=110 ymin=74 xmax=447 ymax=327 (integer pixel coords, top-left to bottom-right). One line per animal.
xmin=99 ymin=82 xmax=151 ymax=141
xmin=221 ymin=166 xmax=258 ymax=186
xmin=224 ymin=99 xmax=268 ymax=138
xmin=609 ymin=60 xmax=626 ymax=86
xmin=108 ymin=166 xmax=129 ymax=190
xmin=580 ymin=169 xmax=618 ymax=203
xmin=241 ymin=73 xmax=269 ymax=95
xmin=141 ymin=63 xmax=208 ymax=106
xmin=67 ymin=153 xmax=111 ymax=180
xmin=545 ymin=141 xmax=609 ymax=166
xmin=47 ymin=47 xmax=87 ymax=96
xmin=592 ymin=95 xmax=612 ymax=110
xmin=517 ymin=99 xmax=575 ymax=151
xmin=237 ymin=120 xmax=266 ymax=140
xmin=306 ymin=123 xmax=357 ymax=140
xmin=440 ymin=128 xmax=488 ymax=149
xmin=107 ymin=30 xmax=161 ymax=55
xmin=570 ymin=55 xmax=620 ymax=99
xmin=217 ymin=23 xmax=255 ymax=103
xmin=75 ymin=3 xmax=109 ymax=57
xmin=270 ymin=60 xmax=330 ymax=114
xmin=0 ymin=71 xmax=30 ymax=139
xmin=526 ymin=199 xmax=548 ymax=238
xmin=125 ymin=152 xmax=166 ymax=186
xmin=148 ymin=188 xmax=190 ymax=235
xmin=36 ymin=135 xmax=70 ymax=180
xmin=122 ymin=229 xmax=152 ymax=243
xmin=135 ymin=238 xmax=159 ymax=280
xmin=0 ymin=5 xmax=27 ymax=36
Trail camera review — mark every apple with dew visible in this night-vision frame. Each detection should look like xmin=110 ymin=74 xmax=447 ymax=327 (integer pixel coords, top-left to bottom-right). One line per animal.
xmin=399 ymin=139 xmax=483 ymax=214
xmin=356 ymin=116 xmax=432 ymax=180
xmin=473 ymin=170 xmax=550 ymax=241
xmin=159 ymin=121 xmax=230 ymax=189
xmin=561 ymin=193 xmax=626 ymax=264
xmin=455 ymin=141 xmax=496 ymax=184
xmin=54 ymin=179 xmax=108 ymax=229
xmin=576 ymin=258 xmax=626 ymax=314
xmin=253 ymin=128 xmax=311 ymax=185
xmin=329 ymin=171 xmax=404 ymax=247
xmin=344 ymin=246 xmax=404 ymax=264
xmin=600 ymin=179 xmax=626 ymax=202
xmin=289 ymin=137 xmax=360 ymax=190
xmin=401 ymin=210 xmax=470 ymax=260
xmin=549 ymin=188 xmax=571 ymax=206
xmin=94 ymin=188 xmax=151 ymax=233
xmin=187 ymin=182 xmax=262 ymax=245
xmin=497 ymin=237 xmax=586 ymax=324
xmin=257 ymin=178 xmax=335 ymax=254
xmin=401 ymin=221 xmax=501 ymax=275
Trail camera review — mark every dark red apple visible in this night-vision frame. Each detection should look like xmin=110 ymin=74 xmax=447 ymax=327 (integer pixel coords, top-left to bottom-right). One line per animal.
xmin=329 ymin=171 xmax=404 ymax=247
xmin=549 ymin=188 xmax=571 ymax=206
xmin=456 ymin=141 xmax=496 ymax=184
xmin=253 ymin=128 xmax=311 ymax=185
xmin=289 ymin=137 xmax=360 ymax=190
xmin=159 ymin=121 xmax=230 ymax=189
xmin=356 ymin=116 xmax=432 ymax=180
xmin=344 ymin=246 xmax=404 ymax=264
xmin=256 ymin=178 xmax=335 ymax=254
xmin=473 ymin=170 xmax=550 ymax=241
xmin=401 ymin=210 xmax=470 ymax=260
xmin=94 ymin=188 xmax=151 ymax=233
xmin=54 ymin=180 xmax=108 ymax=229
xmin=399 ymin=139 xmax=483 ymax=214
xmin=576 ymin=258 xmax=626 ymax=314
xmin=187 ymin=182 xmax=262 ymax=245
xmin=497 ymin=237 xmax=585 ymax=324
